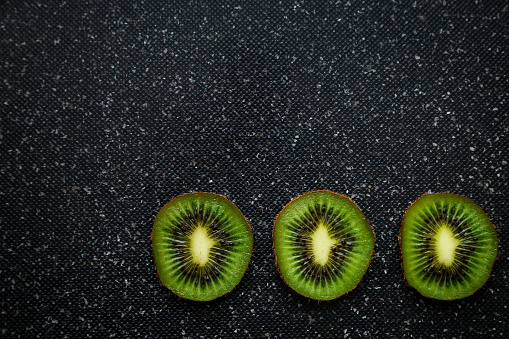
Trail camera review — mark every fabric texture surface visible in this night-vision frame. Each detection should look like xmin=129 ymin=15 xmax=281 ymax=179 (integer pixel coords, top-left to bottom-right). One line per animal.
xmin=1 ymin=1 xmax=508 ymax=337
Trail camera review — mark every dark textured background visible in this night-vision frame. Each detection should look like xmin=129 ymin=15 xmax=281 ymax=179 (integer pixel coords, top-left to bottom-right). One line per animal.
xmin=1 ymin=1 xmax=508 ymax=337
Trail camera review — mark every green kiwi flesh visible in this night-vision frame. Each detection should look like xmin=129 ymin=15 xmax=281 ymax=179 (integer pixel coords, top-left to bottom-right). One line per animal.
xmin=273 ymin=191 xmax=375 ymax=300
xmin=152 ymin=192 xmax=253 ymax=301
xmin=400 ymin=193 xmax=498 ymax=300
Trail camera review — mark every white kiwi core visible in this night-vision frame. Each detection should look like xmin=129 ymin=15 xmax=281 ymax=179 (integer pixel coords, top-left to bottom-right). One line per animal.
xmin=189 ymin=226 xmax=215 ymax=266
xmin=310 ymin=223 xmax=337 ymax=266
xmin=434 ymin=225 xmax=460 ymax=266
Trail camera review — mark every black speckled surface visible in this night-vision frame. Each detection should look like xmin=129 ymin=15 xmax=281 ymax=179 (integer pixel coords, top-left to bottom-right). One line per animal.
xmin=1 ymin=1 xmax=508 ymax=337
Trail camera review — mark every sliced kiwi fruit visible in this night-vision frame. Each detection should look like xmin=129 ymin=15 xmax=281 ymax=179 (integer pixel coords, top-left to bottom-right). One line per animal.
xmin=152 ymin=192 xmax=253 ymax=301
xmin=400 ymin=193 xmax=499 ymax=300
xmin=273 ymin=191 xmax=375 ymax=300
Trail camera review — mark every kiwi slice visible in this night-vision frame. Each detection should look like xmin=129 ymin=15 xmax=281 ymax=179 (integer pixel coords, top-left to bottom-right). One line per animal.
xmin=273 ymin=191 xmax=375 ymax=300
xmin=152 ymin=192 xmax=253 ymax=301
xmin=400 ymin=193 xmax=499 ymax=300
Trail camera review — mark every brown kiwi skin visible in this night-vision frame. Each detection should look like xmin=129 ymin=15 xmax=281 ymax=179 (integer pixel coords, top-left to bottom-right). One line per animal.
xmin=152 ymin=192 xmax=253 ymax=301
xmin=399 ymin=192 xmax=499 ymax=300
xmin=272 ymin=190 xmax=375 ymax=301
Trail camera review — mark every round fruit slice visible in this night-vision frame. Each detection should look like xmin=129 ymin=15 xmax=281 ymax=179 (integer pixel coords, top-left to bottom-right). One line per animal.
xmin=400 ymin=193 xmax=499 ymax=300
xmin=152 ymin=192 xmax=253 ymax=301
xmin=273 ymin=191 xmax=375 ymax=300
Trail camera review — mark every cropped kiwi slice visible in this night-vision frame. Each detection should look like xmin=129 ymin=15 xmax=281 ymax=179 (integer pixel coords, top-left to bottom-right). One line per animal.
xmin=152 ymin=192 xmax=253 ymax=301
xmin=273 ymin=191 xmax=375 ymax=300
xmin=400 ymin=193 xmax=498 ymax=300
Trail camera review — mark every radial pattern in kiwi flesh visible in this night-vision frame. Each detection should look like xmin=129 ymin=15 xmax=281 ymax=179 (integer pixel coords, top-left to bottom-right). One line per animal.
xmin=400 ymin=193 xmax=498 ymax=300
xmin=152 ymin=193 xmax=253 ymax=301
xmin=273 ymin=191 xmax=375 ymax=300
